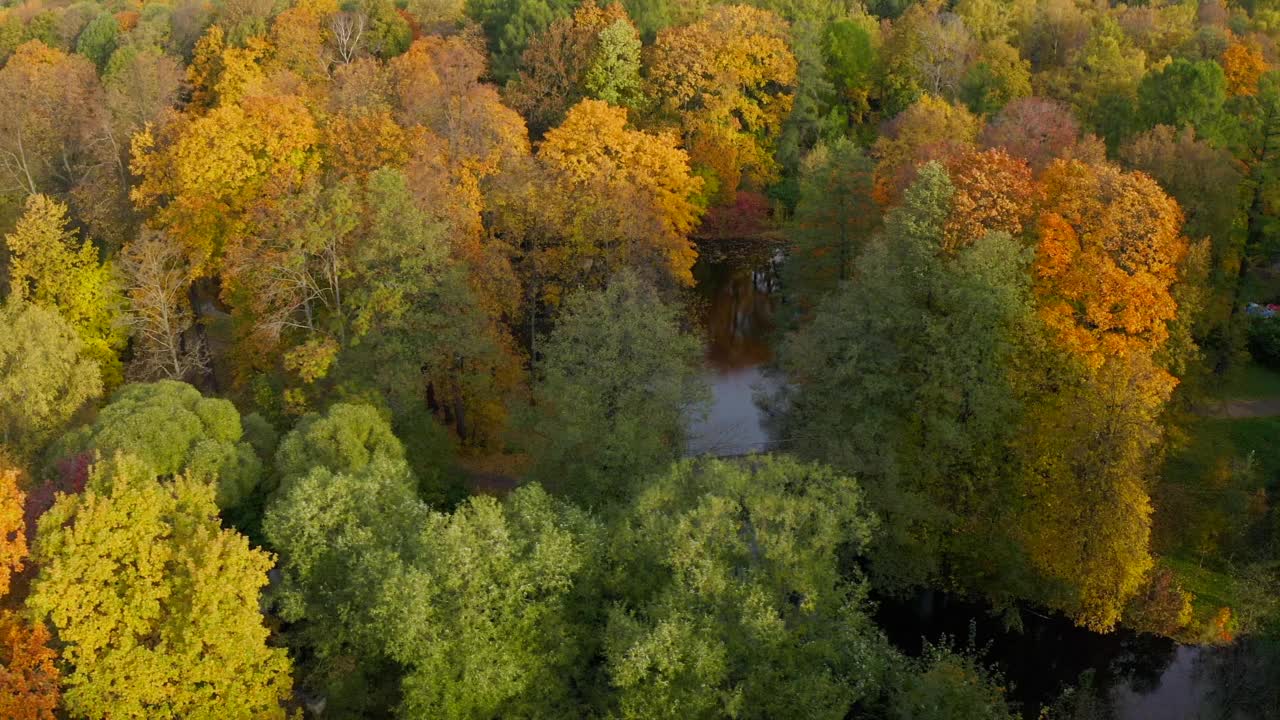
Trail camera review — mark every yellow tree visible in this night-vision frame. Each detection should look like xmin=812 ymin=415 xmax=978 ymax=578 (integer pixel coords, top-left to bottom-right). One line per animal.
xmin=872 ymin=94 xmax=978 ymax=206
xmin=1018 ymin=159 xmax=1191 ymax=631
xmin=648 ymin=4 xmax=796 ymax=203
xmin=131 ymin=93 xmax=322 ymax=277
xmin=536 ymin=99 xmax=703 ymax=301
xmin=27 ymin=454 xmax=293 ymax=719
xmin=5 ymin=194 xmax=126 ymax=384
xmin=0 ymin=467 xmax=23 ymax=597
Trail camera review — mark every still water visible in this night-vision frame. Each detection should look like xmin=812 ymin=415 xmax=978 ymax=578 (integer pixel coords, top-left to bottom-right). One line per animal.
xmin=686 ymin=239 xmax=783 ymax=457
xmin=687 ymin=239 xmax=1279 ymax=719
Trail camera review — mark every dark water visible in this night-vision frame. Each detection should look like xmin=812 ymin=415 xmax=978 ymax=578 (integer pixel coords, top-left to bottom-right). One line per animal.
xmin=689 ymin=240 xmax=1280 ymax=719
xmin=686 ymin=239 xmax=783 ymax=457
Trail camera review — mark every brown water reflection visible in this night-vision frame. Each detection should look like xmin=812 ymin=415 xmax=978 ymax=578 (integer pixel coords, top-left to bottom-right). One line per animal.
xmin=696 ymin=240 xmax=781 ymax=372
xmin=687 ymin=239 xmax=783 ymax=457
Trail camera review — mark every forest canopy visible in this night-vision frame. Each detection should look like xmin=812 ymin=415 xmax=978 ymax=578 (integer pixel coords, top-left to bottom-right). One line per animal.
xmin=0 ymin=0 xmax=1279 ymax=717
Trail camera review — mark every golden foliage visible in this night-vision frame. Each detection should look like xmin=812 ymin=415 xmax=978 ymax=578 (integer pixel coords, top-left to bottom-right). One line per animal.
xmin=648 ymin=5 xmax=796 ymax=200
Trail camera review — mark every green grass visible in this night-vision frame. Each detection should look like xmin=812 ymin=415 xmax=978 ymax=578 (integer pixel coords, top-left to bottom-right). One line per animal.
xmin=1165 ymin=415 xmax=1280 ymax=492
xmin=1216 ymin=362 xmax=1280 ymax=401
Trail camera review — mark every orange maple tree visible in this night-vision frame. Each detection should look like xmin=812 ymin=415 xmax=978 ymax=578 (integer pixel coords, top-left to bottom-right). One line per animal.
xmin=942 ymin=148 xmax=1037 ymax=253
xmin=1033 ymin=159 xmax=1189 ymax=366
xmin=1222 ymin=40 xmax=1267 ymax=97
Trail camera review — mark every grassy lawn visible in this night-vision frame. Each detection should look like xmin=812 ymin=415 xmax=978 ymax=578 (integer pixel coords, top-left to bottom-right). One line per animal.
xmin=1165 ymin=414 xmax=1280 ymax=491
xmin=1216 ymin=362 xmax=1280 ymax=401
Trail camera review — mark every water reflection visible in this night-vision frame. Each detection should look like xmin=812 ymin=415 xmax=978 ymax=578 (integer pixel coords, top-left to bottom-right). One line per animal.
xmin=877 ymin=592 xmax=1279 ymax=719
xmin=686 ymin=240 xmax=783 ymax=457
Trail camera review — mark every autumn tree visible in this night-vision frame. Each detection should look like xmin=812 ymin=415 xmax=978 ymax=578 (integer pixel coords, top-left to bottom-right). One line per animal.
xmin=0 ymin=467 xmax=23 ymax=597
xmin=605 ymin=456 xmax=895 ymax=719
xmin=978 ymin=96 xmax=1082 ymax=174
xmin=0 ymin=41 xmax=106 ymax=197
xmin=535 ymin=99 xmax=703 ymax=299
xmin=942 ymin=148 xmax=1036 ymax=253
xmin=390 ymin=34 xmax=529 ymax=318
xmin=648 ymin=4 xmax=796 ymax=202
xmin=1021 ymin=159 xmax=1191 ymax=630
xmin=130 ymin=92 xmax=322 ymax=277
xmin=0 ymin=612 xmax=60 ymax=720
xmin=27 ymin=454 xmax=293 ymax=718
xmin=5 ymin=194 xmax=126 ymax=384
xmin=0 ymin=303 xmax=102 ymax=460
xmin=872 ymin=94 xmax=978 ymax=205
xmin=1222 ymin=39 xmax=1267 ymax=98
xmin=50 ymin=381 xmax=263 ymax=511
xmin=120 ymin=230 xmax=208 ymax=381
xmin=520 ymin=272 xmax=707 ymax=507
xmin=505 ymin=1 xmax=634 ymax=135
xmin=1033 ymin=159 xmax=1189 ymax=364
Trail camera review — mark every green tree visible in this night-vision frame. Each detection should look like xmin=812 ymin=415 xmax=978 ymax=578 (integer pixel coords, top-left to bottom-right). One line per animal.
xmin=605 ymin=456 xmax=895 ymax=720
xmin=274 ymin=402 xmax=408 ymax=490
xmin=4 ymin=194 xmax=126 ymax=385
xmin=27 ymin=454 xmax=293 ymax=719
xmin=778 ymin=163 xmax=1037 ymax=596
xmin=1137 ymin=59 xmax=1230 ymax=144
xmin=892 ymin=643 xmax=1017 ymax=720
xmin=75 ymin=13 xmax=117 ymax=69
xmin=379 ymin=484 xmax=600 ymax=718
xmin=263 ymin=457 xmax=428 ymax=716
xmin=584 ymin=18 xmax=644 ymax=108
xmin=51 ymin=380 xmax=262 ymax=511
xmin=520 ymin=271 xmax=708 ymax=507
xmin=0 ymin=302 xmax=102 ymax=460
xmin=466 ymin=0 xmax=577 ymax=81
xmin=783 ymin=138 xmax=880 ymax=324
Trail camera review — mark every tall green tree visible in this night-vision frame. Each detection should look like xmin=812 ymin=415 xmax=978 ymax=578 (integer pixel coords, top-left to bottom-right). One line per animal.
xmin=263 ymin=457 xmax=428 ymax=716
xmin=379 ymin=484 xmax=600 ymax=718
xmin=778 ymin=163 xmax=1038 ymax=597
xmin=27 ymin=454 xmax=293 ymax=719
xmin=466 ymin=0 xmax=578 ymax=81
xmin=520 ymin=271 xmax=708 ymax=507
xmin=782 ymin=138 xmax=880 ymax=324
xmin=1137 ymin=59 xmax=1230 ymax=144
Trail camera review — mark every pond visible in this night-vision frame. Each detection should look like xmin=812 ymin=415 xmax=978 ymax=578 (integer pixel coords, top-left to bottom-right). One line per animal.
xmin=687 ymin=238 xmax=1280 ymax=719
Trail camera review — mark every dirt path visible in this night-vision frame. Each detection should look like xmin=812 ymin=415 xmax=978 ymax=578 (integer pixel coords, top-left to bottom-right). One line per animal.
xmin=1201 ymin=397 xmax=1280 ymax=419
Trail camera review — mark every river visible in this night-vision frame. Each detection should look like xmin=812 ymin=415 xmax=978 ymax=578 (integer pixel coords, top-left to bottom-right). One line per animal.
xmin=687 ymin=238 xmax=1279 ymax=719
